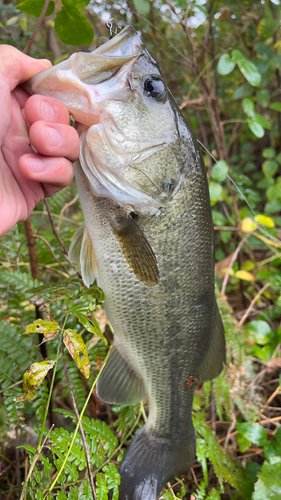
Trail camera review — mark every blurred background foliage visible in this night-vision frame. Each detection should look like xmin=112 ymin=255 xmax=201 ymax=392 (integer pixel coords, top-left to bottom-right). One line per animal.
xmin=0 ymin=0 xmax=281 ymax=499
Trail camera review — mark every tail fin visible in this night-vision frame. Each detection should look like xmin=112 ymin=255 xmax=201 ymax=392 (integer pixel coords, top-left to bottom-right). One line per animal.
xmin=118 ymin=427 xmax=196 ymax=500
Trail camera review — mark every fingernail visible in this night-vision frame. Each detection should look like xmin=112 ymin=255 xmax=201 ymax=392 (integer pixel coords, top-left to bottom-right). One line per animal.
xmin=28 ymin=157 xmax=47 ymax=173
xmin=41 ymin=101 xmax=55 ymax=122
xmin=39 ymin=59 xmax=52 ymax=68
xmin=46 ymin=126 xmax=61 ymax=147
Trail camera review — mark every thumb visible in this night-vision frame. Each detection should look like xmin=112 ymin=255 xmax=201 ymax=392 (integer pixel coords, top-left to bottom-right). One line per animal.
xmin=0 ymin=45 xmax=52 ymax=91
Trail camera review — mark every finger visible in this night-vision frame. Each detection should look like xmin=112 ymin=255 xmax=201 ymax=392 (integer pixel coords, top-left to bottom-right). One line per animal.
xmin=29 ymin=122 xmax=80 ymax=162
xmin=0 ymin=44 xmax=51 ymax=91
xmin=18 ymin=153 xmax=74 ymax=187
xmin=13 ymin=86 xmax=31 ymax=109
xmin=25 ymin=95 xmax=71 ymax=126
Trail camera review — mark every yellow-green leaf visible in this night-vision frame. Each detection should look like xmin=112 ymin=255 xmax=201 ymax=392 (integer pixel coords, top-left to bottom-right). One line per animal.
xmin=63 ymin=329 xmax=90 ymax=379
xmin=254 ymin=214 xmax=275 ymax=228
xmin=15 ymin=360 xmax=56 ymax=402
xmin=241 ymin=217 xmax=257 ymax=232
xmin=235 ymin=270 xmax=255 ymax=282
xmin=24 ymin=319 xmax=61 ymax=342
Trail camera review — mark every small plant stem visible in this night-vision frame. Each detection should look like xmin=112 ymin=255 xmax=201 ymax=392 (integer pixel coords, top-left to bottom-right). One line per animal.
xmin=156 ymin=480 xmax=184 ymax=500
xmin=221 ymin=233 xmax=250 ymax=295
xmin=238 ymin=282 xmax=271 ymax=327
xmin=24 ymin=219 xmax=40 ymax=281
xmin=61 ymin=341 xmax=97 ymax=500
xmin=20 ymin=426 xmax=53 ymax=500
xmin=0 ymin=22 xmax=21 ymax=49
xmin=23 ymin=0 xmax=51 ymax=54
xmin=44 ymin=200 xmax=82 ymax=278
xmin=45 ymin=346 xmax=112 ymax=497
xmin=0 ymin=454 xmax=28 ymax=479
xmin=38 ymin=315 xmax=68 ymax=449
xmin=57 ymin=194 xmax=79 ymax=233
xmin=140 ymin=401 xmax=147 ymax=422
xmin=34 ymin=234 xmax=70 ymax=276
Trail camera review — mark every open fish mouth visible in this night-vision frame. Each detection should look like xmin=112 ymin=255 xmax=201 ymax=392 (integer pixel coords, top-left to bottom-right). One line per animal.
xmin=23 ymin=25 xmax=181 ymax=209
xmin=23 ymin=26 xmax=143 ymax=126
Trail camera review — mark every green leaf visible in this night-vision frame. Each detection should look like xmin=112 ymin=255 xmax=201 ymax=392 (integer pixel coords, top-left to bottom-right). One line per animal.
xmin=211 ymin=160 xmax=228 ymax=182
xmin=237 ymin=59 xmax=261 ymax=87
xmin=256 ymin=42 xmax=273 ymax=60
xmin=55 ymin=7 xmax=94 ymax=45
xmin=257 ymin=18 xmax=278 ymax=41
xmin=77 ymin=312 xmax=107 ymax=343
xmin=96 ymin=472 xmax=109 ymax=500
xmin=236 ymin=433 xmax=252 ymax=453
xmin=235 ymin=423 xmax=268 ymax=447
xmin=248 ymin=120 xmax=264 ymax=138
xmin=253 ymin=113 xmax=271 ymax=129
xmin=262 ymin=160 xmax=278 ymax=179
xmin=133 ymin=0 xmax=150 ymax=16
xmin=266 ymin=179 xmax=281 ymax=202
xmin=209 ymin=182 xmax=222 ymax=205
xmin=217 ymin=54 xmax=236 ymax=75
xmin=194 ymin=4 xmax=208 ymax=16
xmin=253 ymin=460 xmax=281 ymax=500
xmin=16 ymin=0 xmax=54 ymax=17
xmin=243 ymin=98 xmax=255 ymax=117
xmin=231 ymin=49 xmax=245 ymax=63
xmin=262 ymin=148 xmax=275 ymax=159
xmin=245 ymin=320 xmax=272 ymax=344
xmin=62 ymin=0 xmax=89 ymax=7
xmin=270 ymin=102 xmax=281 ymax=112
xmin=256 ymin=89 xmax=269 ymax=108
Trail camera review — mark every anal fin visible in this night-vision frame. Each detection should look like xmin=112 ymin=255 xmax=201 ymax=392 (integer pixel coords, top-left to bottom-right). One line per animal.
xmin=111 ymin=214 xmax=159 ymax=286
xmin=69 ymin=223 xmax=97 ymax=287
xmin=96 ymin=345 xmax=145 ymax=405
xmin=197 ymin=302 xmax=226 ymax=382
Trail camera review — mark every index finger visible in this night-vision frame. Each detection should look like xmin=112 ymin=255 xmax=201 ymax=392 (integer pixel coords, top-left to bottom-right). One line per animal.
xmin=0 ymin=45 xmax=51 ymax=91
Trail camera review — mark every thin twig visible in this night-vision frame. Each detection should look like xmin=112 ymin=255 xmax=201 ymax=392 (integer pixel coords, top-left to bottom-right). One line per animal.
xmin=263 ymin=385 xmax=280 ymax=410
xmin=0 ymin=23 xmax=21 ymax=49
xmin=44 ymin=199 xmax=82 ymax=278
xmin=156 ymin=479 xmax=185 ymax=500
xmin=61 ymin=341 xmax=97 ymax=500
xmin=57 ymin=194 xmax=79 ymax=233
xmin=24 ymin=219 xmax=40 ymax=280
xmin=0 ymin=454 xmax=28 ymax=479
xmin=23 ymin=0 xmax=51 ymax=54
xmin=239 ymin=283 xmax=271 ymax=327
xmin=221 ymin=233 xmax=251 ymax=295
xmin=20 ymin=425 xmax=54 ymax=500
xmin=34 ymin=235 xmax=70 ymax=277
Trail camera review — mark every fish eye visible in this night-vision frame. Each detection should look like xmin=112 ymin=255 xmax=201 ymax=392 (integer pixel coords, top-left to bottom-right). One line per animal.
xmin=143 ymin=76 xmax=166 ymax=100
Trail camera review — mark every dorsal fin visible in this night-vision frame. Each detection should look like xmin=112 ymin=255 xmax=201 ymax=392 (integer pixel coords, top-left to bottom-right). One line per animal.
xmin=111 ymin=214 xmax=159 ymax=286
xmin=69 ymin=223 xmax=97 ymax=287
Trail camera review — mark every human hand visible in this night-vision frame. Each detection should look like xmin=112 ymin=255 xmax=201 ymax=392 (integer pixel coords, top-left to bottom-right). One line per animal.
xmin=0 ymin=45 xmax=80 ymax=237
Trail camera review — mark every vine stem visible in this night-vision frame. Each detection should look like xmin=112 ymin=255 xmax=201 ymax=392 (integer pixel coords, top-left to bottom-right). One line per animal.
xmin=19 ymin=426 xmax=54 ymax=500
xmin=37 ymin=316 xmax=68 ymax=450
xmin=61 ymin=341 xmax=97 ymax=500
xmin=45 ymin=346 xmax=112 ymax=498
xmin=23 ymin=0 xmax=51 ymax=54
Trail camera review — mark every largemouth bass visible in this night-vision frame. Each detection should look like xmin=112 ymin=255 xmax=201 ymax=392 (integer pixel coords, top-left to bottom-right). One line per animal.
xmin=25 ymin=25 xmax=225 ymax=499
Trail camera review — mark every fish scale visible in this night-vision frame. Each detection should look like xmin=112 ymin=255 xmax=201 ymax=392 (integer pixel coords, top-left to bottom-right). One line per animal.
xmin=24 ymin=25 xmax=226 ymax=499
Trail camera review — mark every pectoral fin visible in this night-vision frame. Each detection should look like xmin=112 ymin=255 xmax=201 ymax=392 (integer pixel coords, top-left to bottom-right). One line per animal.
xmin=69 ymin=223 xmax=97 ymax=287
xmin=111 ymin=215 xmax=159 ymax=286
xmin=197 ymin=303 xmax=226 ymax=382
xmin=96 ymin=345 xmax=145 ymax=405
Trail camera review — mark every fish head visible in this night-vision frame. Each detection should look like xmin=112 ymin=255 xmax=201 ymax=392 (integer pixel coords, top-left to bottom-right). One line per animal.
xmin=24 ymin=26 xmax=199 ymax=210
